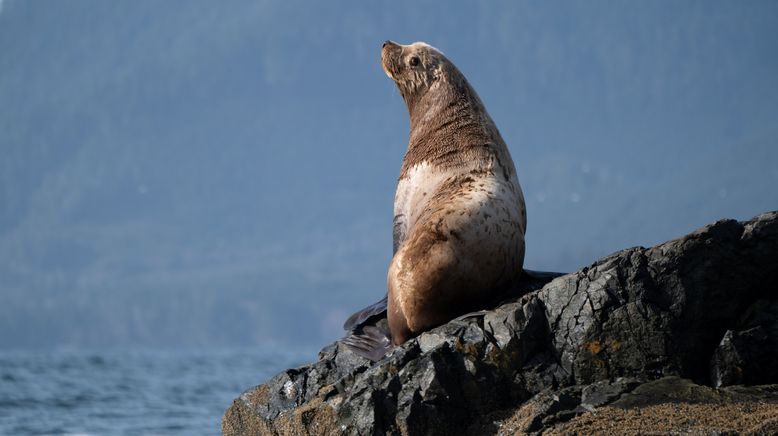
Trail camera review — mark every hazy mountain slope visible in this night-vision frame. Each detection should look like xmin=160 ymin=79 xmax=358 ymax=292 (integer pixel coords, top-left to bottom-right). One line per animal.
xmin=0 ymin=0 xmax=776 ymax=349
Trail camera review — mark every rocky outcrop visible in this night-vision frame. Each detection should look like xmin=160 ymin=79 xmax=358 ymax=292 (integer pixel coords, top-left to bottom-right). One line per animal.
xmin=223 ymin=212 xmax=778 ymax=435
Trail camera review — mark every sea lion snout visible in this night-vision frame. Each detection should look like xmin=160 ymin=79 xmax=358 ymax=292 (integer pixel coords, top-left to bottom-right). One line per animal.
xmin=381 ymin=41 xmax=403 ymax=80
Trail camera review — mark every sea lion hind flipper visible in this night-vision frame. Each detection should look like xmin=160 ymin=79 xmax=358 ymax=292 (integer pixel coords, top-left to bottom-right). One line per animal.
xmin=341 ymin=325 xmax=393 ymax=362
xmin=342 ymin=296 xmax=388 ymax=331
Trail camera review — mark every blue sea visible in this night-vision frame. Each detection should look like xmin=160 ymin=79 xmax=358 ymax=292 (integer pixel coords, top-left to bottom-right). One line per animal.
xmin=0 ymin=348 xmax=315 ymax=435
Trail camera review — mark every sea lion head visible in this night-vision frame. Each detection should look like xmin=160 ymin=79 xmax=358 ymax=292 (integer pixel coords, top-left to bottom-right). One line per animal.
xmin=381 ymin=40 xmax=462 ymax=115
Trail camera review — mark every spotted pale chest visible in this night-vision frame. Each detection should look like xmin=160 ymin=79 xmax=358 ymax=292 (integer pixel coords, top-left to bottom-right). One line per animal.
xmin=392 ymin=161 xmax=450 ymax=253
xmin=392 ymin=160 xmax=526 ymax=253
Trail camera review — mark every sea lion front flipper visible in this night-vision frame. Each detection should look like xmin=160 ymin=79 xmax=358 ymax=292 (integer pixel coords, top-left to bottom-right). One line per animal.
xmin=453 ymin=310 xmax=489 ymax=322
xmin=521 ymin=269 xmax=566 ymax=281
xmin=341 ymin=325 xmax=393 ymax=362
xmin=342 ymin=296 xmax=388 ymax=331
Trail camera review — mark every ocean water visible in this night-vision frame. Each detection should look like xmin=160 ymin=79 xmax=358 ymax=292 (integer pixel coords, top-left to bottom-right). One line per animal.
xmin=0 ymin=348 xmax=315 ymax=435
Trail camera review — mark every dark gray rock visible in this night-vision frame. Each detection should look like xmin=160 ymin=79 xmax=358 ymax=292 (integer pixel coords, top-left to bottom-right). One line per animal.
xmin=541 ymin=213 xmax=778 ymax=386
xmin=710 ymin=299 xmax=778 ymax=387
xmin=581 ymin=377 xmax=642 ymax=409
xmin=608 ymin=376 xmax=778 ymax=408
xmin=492 ymin=378 xmax=642 ymax=434
xmin=223 ymin=211 xmax=778 ymax=436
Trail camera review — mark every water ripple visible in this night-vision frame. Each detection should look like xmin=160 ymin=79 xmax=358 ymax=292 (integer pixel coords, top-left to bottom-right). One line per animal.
xmin=0 ymin=348 xmax=313 ymax=435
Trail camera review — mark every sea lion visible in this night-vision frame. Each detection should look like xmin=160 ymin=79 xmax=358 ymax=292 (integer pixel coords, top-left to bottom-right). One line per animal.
xmin=343 ymin=41 xmax=527 ymax=356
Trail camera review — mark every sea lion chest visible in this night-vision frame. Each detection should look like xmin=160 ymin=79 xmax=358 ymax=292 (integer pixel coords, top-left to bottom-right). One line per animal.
xmin=393 ymin=161 xmax=449 ymax=251
xmin=392 ymin=159 xmax=523 ymax=252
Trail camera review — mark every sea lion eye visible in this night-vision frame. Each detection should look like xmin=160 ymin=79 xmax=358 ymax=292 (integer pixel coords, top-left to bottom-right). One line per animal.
xmin=409 ymin=56 xmax=420 ymax=67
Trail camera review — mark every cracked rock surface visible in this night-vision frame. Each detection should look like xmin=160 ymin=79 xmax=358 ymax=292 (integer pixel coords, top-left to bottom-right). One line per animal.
xmin=222 ymin=212 xmax=778 ymax=435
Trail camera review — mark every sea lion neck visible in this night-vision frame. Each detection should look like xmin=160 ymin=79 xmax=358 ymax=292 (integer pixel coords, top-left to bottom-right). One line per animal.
xmin=400 ymin=77 xmax=497 ymax=177
xmin=406 ymin=77 xmax=473 ymax=135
